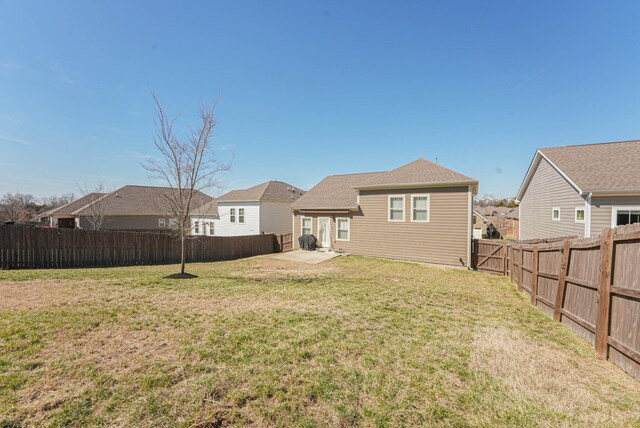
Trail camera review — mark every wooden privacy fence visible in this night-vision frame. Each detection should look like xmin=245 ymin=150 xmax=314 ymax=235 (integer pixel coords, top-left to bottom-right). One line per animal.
xmin=274 ymin=232 xmax=293 ymax=253
xmin=472 ymin=224 xmax=640 ymax=380
xmin=0 ymin=225 xmax=276 ymax=269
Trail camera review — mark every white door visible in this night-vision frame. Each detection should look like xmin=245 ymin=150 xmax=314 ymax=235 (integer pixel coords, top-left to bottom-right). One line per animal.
xmin=318 ymin=217 xmax=331 ymax=248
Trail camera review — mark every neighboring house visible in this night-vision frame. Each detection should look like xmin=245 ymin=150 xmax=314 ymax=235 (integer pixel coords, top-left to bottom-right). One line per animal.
xmin=38 ymin=185 xmax=215 ymax=233
xmin=473 ymin=210 xmax=488 ymax=239
xmin=213 ymin=181 xmax=305 ymax=237
xmin=39 ymin=192 xmax=107 ymax=228
xmin=190 ymin=200 xmax=219 ymax=236
xmin=290 ymin=158 xmax=478 ymax=267
xmin=516 ymin=140 xmax=640 ymax=240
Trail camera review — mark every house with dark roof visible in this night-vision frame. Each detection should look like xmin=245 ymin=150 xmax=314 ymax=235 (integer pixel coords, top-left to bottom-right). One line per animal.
xmin=516 ymin=140 xmax=640 ymax=240
xmin=213 ymin=181 xmax=305 ymax=236
xmin=38 ymin=185 xmax=216 ymax=233
xmin=290 ymin=158 xmax=478 ymax=266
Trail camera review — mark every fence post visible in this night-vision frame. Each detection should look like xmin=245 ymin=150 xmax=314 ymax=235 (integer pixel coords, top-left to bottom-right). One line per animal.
xmin=595 ymin=228 xmax=615 ymax=360
xmin=509 ymin=245 xmax=514 ymax=282
xmin=518 ymin=246 xmax=524 ymax=292
xmin=553 ymin=239 xmax=572 ymax=322
xmin=531 ymin=247 xmax=539 ymax=305
xmin=502 ymin=242 xmax=507 ymax=276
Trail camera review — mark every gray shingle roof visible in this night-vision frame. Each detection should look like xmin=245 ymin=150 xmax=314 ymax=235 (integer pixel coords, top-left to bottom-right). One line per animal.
xmin=290 ymin=172 xmax=381 ymax=210
xmin=538 ymin=140 xmax=640 ymax=193
xmin=39 ymin=193 xmax=107 ymax=217
xmin=355 ymin=158 xmax=477 ymax=189
xmin=72 ymin=185 xmax=213 ymax=216
xmin=190 ymin=199 xmax=219 ymax=216
xmin=291 ymin=158 xmax=476 ymax=211
xmin=217 ymin=181 xmax=305 ymax=203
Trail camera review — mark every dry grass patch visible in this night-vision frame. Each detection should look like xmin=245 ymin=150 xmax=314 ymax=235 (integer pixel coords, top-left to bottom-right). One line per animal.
xmin=471 ymin=327 xmax=640 ymax=426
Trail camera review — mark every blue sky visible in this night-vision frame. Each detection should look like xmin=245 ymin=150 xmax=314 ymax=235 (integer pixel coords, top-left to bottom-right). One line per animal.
xmin=1 ymin=1 xmax=640 ymax=198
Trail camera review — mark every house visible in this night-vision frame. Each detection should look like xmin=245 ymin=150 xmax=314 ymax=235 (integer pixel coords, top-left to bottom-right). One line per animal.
xmin=38 ymin=185 xmax=216 ymax=233
xmin=516 ymin=140 xmax=640 ymax=240
xmin=213 ymin=181 xmax=305 ymax=236
xmin=474 ymin=206 xmax=519 ymax=239
xmin=289 ymin=158 xmax=478 ymax=266
xmin=190 ymin=200 xmax=219 ymax=236
xmin=473 ymin=210 xmax=488 ymax=239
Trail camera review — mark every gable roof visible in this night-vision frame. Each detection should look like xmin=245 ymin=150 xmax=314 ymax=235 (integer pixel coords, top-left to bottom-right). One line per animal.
xmin=190 ymin=199 xmax=219 ymax=216
xmin=72 ymin=185 xmax=213 ymax=216
xmin=38 ymin=193 xmax=107 ymax=218
xmin=291 ymin=158 xmax=477 ymax=211
xmin=290 ymin=172 xmax=382 ymax=211
xmin=217 ymin=181 xmax=305 ymax=203
xmin=516 ymin=140 xmax=640 ymax=201
xmin=354 ymin=158 xmax=477 ymax=189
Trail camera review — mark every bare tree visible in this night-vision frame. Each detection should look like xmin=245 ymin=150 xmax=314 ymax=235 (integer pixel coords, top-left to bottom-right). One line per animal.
xmin=142 ymin=94 xmax=231 ymax=276
xmin=78 ymin=182 xmax=112 ymax=230
xmin=0 ymin=193 xmax=38 ymax=223
xmin=40 ymin=193 xmax=75 ymax=212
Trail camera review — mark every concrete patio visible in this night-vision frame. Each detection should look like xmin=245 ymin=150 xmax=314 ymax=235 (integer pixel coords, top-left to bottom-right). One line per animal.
xmin=271 ymin=249 xmax=344 ymax=264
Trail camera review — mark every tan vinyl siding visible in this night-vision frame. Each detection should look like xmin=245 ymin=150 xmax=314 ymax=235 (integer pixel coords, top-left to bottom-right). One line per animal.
xmin=294 ymin=186 xmax=471 ymax=266
xmin=519 ymin=158 xmax=586 ymax=240
xmin=590 ymin=196 xmax=640 ymax=236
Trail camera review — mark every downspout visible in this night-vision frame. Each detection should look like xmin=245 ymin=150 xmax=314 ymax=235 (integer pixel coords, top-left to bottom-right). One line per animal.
xmin=585 ymin=192 xmax=592 ymax=237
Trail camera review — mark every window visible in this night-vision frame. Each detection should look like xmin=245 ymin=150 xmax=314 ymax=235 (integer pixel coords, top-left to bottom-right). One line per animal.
xmin=613 ymin=208 xmax=640 ymax=226
xmin=158 ymin=218 xmax=166 ymax=228
xmin=230 ymin=208 xmax=236 ymax=223
xmin=208 ymin=222 xmax=214 ymax=235
xmin=575 ymin=208 xmax=585 ymax=224
xmin=411 ymin=195 xmax=430 ymax=222
xmin=238 ymin=208 xmax=245 ymax=224
xmin=169 ymin=218 xmax=178 ymax=228
xmin=194 ymin=221 xmax=200 ymax=234
xmin=301 ymin=217 xmax=312 ymax=235
xmin=336 ymin=218 xmax=350 ymax=241
xmin=552 ymin=207 xmax=561 ymax=221
xmin=389 ymin=196 xmax=405 ymax=221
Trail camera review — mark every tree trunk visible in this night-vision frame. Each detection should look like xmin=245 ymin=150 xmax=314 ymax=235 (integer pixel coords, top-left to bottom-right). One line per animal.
xmin=180 ymin=233 xmax=186 ymax=274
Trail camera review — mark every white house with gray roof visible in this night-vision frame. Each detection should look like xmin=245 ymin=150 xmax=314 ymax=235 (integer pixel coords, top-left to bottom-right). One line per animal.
xmin=212 ymin=181 xmax=305 ymax=237
xmin=516 ymin=140 xmax=640 ymax=240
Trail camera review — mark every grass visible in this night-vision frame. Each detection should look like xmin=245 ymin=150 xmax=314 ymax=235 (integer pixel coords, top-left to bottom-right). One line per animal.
xmin=1 ymin=255 xmax=639 ymax=427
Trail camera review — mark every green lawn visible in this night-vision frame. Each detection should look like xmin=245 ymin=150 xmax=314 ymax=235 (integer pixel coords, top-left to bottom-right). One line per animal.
xmin=1 ymin=256 xmax=639 ymax=427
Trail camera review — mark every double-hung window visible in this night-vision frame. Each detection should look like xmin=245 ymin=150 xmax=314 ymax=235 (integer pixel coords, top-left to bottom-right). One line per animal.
xmin=411 ymin=195 xmax=430 ymax=222
xmin=238 ymin=208 xmax=245 ymax=224
xmin=575 ymin=208 xmax=585 ymax=223
xmin=389 ymin=196 xmax=405 ymax=221
xmin=301 ymin=217 xmax=312 ymax=235
xmin=552 ymin=207 xmax=561 ymax=221
xmin=208 ymin=222 xmax=214 ymax=235
xmin=158 ymin=218 xmax=166 ymax=228
xmin=230 ymin=208 xmax=236 ymax=223
xmin=194 ymin=221 xmax=200 ymax=234
xmin=336 ymin=218 xmax=350 ymax=241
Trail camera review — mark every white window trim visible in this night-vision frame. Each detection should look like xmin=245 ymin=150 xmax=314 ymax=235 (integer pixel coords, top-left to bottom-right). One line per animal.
xmin=610 ymin=206 xmax=640 ymax=228
xmin=158 ymin=218 xmax=166 ymax=228
xmin=194 ymin=220 xmax=200 ymax=234
xmin=552 ymin=207 xmax=561 ymax=222
xmin=301 ymin=216 xmax=313 ymax=235
xmin=410 ymin=194 xmax=430 ymax=223
xmin=336 ymin=217 xmax=350 ymax=241
xmin=230 ymin=208 xmax=236 ymax=223
xmin=208 ymin=221 xmax=214 ymax=235
xmin=388 ymin=195 xmax=405 ymax=222
xmin=574 ymin=207 xmax=585 ymax=224
xmin=238 ymin=208 xmax=245 ymax=224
